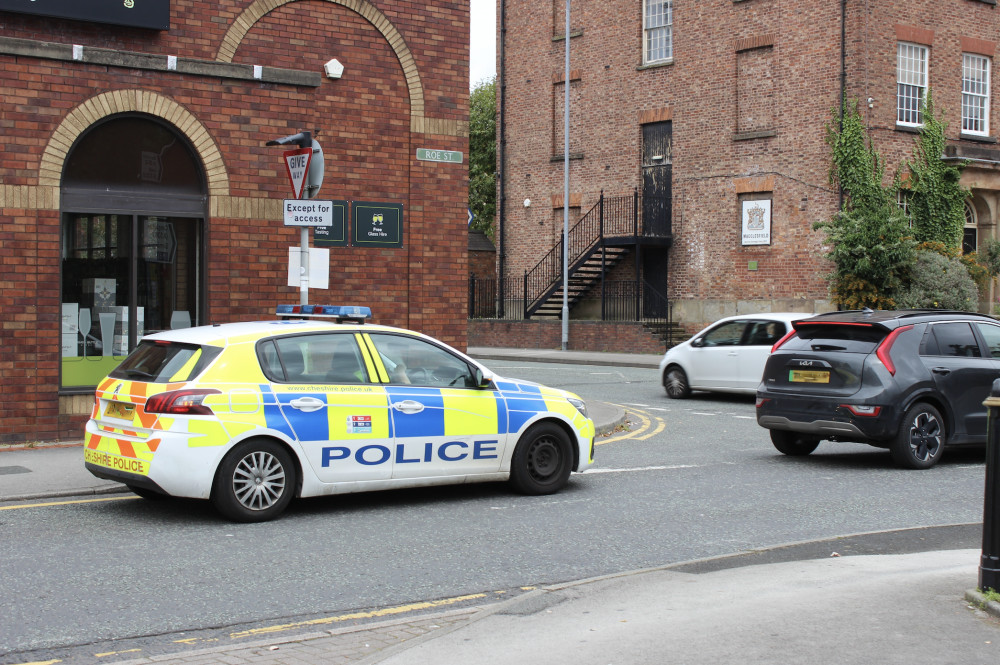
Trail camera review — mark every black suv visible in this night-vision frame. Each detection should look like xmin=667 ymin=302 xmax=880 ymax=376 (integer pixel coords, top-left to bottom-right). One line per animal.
xmin=756 ymin=309 xmax=1000 ymax=469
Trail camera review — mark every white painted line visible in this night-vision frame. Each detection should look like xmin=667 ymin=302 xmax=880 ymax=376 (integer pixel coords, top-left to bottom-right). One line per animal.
xmin=583 ymin=464 xmax=699 ymax=474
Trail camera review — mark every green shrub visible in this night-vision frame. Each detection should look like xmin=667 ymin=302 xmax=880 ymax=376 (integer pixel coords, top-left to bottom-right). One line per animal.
xmin=895 ymin=250 xmax=979 ymax=310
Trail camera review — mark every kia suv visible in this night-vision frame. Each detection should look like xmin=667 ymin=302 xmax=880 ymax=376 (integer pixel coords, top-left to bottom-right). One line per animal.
xmin=755 ymin=309 xmax=1000 ymax=469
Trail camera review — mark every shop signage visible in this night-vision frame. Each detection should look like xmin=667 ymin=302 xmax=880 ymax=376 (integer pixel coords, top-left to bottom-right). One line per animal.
xmin=416 ymin=148 xmax=463 ymax=164
xmin=313 ymin=200 xmax=349 ymax=247
xmin=0 ymin=0 xmax=171 ymax=30
xmin=353 ymin=202 xmax=403 ymax=248
xmin=741 ymin=199 xmax=772 ymax=246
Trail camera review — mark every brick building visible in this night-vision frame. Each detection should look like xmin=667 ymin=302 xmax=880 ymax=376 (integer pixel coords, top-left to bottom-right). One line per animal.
xmin=0 ymin=1 xmax=470 ymax=444
xmin=495 ymin=0 xmax=1000 ymax=334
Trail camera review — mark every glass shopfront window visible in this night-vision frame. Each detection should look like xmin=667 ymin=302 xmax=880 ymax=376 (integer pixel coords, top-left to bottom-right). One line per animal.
xmin=60 ymin=115 xmax=206 ymax=390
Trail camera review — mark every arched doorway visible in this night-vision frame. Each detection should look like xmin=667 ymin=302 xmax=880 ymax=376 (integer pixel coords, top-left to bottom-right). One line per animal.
xmin=60 ymin=115 xmax=207 ymax=390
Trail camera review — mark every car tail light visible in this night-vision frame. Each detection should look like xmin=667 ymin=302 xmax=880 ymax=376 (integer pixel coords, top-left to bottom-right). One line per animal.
xmin=145 ymin=389 xmax=221 ymax=415
xmin=874 ymin=325 xmax=913 ymax=376
xmin=840 ymin=404 xmax=882 ymax=417
xmin=756 ymin=397 xmax=770 ymax=408
xmin=770 ymin=330 xmax=797 ymax=353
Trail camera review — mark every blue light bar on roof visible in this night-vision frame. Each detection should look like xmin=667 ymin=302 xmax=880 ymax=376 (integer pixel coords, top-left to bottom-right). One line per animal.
xmin=276 ymin=305 xmax=372 ymax=322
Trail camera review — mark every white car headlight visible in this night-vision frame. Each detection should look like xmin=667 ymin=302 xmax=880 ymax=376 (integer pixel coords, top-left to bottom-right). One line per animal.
xmin=567 ymin=397 xmax=588 ymax=418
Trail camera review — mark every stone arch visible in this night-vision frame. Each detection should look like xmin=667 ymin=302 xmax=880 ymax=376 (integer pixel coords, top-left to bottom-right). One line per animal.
xmin=39 ymin=90 xmax=229 ymax=196
xmin=217 ymin=0 xmax=426 ymax=127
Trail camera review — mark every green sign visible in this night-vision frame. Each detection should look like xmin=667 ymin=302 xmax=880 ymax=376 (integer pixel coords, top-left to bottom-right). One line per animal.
xmin=416 ymin=148 xmax=463 ymax=164
xmin=313 ymin=200 xmax=348 ymax=247
xmin=353 ymin=202 xmax=403 ymax=248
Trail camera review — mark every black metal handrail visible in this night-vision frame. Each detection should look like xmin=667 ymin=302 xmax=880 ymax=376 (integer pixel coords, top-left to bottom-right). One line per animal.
xmin=523 ymin=191 xmax=633 ymax=316
xmin=521 ymin=190 xmax=671 ymax=318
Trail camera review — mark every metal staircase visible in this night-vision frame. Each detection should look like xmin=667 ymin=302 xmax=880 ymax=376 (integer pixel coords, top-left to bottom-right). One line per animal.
xmin=528 ymin=246 xmax=629 ymax=318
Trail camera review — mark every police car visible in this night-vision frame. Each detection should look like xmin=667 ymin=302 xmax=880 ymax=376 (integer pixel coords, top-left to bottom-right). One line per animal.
xmin=84 ymin=305 xmax=595 ymax=522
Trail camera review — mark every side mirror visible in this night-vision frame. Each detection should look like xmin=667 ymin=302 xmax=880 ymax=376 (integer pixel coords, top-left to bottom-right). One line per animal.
xmin=690 ymin=337 xmax=704 ymax=348
xmin=474 ymin=368 xmax=493 ymax=389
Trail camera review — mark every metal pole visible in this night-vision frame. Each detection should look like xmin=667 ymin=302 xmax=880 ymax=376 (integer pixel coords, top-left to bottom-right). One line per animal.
xmin=981 ymin=380 xmax=1000 ymax=591
xmin=561 ymin=0 xmax=570 ymax=351
xmin=300 ymin=227 xmax=309 ymax=306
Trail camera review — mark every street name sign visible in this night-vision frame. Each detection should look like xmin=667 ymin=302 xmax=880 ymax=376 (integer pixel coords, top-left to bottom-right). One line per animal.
xmin=416 ymin=148 xmax=463 ymax=164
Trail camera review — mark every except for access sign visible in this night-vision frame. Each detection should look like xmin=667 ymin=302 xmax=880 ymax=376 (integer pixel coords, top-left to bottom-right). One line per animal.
xmin=283 ymin=200 xmax=335 ymax=227
xmin=416 ymin=148 xmax=463 ymax=164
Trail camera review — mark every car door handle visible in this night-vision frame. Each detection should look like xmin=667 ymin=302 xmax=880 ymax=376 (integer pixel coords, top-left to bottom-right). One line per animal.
xmin=393 ymin=400 xmax=425 ymax=414
xmin=931 ymin=367 xmax=951 ymax=376
xmin=289 ymin=397 xmax=325 ymax=412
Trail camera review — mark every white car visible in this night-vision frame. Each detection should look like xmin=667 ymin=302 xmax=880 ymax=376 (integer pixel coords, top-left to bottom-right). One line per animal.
xmin=659 ymin=313 xmax=805 ymax=399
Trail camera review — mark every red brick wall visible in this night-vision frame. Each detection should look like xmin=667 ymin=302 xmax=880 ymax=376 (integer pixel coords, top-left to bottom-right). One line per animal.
xmin=499 ymin=0 xmax=1000 ymax=330
xmin=469 ymin=250 xmax=497 ymax=279
xmin=0 ymin=1 xmax=469 ymax=443
xmin=469 ymin=319 xmax=667 ymax=355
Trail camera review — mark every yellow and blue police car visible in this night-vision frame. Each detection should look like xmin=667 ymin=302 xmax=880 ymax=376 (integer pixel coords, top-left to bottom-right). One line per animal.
xmin=84 ymin=305 xmax=595 ymax=522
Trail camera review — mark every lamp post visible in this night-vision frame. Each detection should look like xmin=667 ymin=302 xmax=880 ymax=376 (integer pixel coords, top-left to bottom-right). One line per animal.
xmin=981 ymin=380 xmax=1000 ymax=592
xmin=561 ymin=0 xmax=571 ymax=351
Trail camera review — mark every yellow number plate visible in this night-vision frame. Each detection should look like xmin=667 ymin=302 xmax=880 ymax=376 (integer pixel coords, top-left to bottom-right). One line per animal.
xmin=789 ymin=369 xmax=830 ymax=384
xmin=84 ymin=448 xmax=150 ymax=475
xmin=105 ymin=401 xmax=135 ymax=420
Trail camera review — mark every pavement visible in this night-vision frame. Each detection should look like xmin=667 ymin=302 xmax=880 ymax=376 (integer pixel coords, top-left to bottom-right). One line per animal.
xmin=1 ymin=347 xmax=999 ymax=664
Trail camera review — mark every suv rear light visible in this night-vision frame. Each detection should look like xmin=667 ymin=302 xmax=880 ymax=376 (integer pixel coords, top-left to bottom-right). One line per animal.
xmin=145 ymin=389 xmax=221 ymax=415
xmin=874 ymin=325 xmax=913 ymax=376
xmin=840 ymin=404 xmax=882 ymax=417
xmin=770 ymin=330 xmax=797 ymax=353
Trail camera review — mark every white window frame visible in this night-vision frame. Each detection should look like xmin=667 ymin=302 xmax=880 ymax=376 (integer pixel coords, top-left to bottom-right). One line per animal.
xmin=643 ymin=0 xmax=673 ymax=65
xmin=962 ymin=53 xmax=991 ymax=136
xmin=897 ymin=42 xmax=928 ymax=126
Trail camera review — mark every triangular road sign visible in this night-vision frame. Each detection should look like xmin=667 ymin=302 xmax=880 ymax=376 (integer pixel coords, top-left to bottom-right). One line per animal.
xmin=283 ymin=147 xmax=313 ymax=199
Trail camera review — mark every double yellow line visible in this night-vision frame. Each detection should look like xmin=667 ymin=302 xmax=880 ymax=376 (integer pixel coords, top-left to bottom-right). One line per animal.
xmin=597 ymin=404 xmax=665 ymax=444
xmin=0 ymin=495 xmax=136 ymax=511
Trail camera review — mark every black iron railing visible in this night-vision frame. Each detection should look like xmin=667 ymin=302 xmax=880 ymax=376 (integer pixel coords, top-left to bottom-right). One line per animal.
xmin=521 ymin=190 xmax=670 ymax=318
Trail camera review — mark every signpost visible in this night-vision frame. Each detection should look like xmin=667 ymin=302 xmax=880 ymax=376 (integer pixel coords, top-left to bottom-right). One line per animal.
xmin=266 ymin=131 xmax=326 ymax=305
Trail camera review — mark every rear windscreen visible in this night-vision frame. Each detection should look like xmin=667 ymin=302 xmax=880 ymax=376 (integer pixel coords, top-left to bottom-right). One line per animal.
xmin=109 ymin=341 xmax=222 ymax=383
xmin=779 ymin=324 xmax=888 ymax=354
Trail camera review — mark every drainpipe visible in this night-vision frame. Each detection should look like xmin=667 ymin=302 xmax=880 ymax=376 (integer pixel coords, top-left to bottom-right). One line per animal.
xmin=497 ymin=0 xmax=508 ymax=317
xmin=839 ymin=0 xmax=847 ymax=209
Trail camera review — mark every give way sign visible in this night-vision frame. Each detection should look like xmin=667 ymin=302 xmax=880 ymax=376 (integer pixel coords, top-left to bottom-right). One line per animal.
xmin=283 ymin=147 xmax=313 ymax=199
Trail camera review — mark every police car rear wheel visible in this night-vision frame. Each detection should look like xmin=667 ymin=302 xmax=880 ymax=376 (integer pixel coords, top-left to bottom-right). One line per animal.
xmin=509 ymin=423 xmax=572 ymax=495
xmin=212 ymin=439 xmax=296 ymax=522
